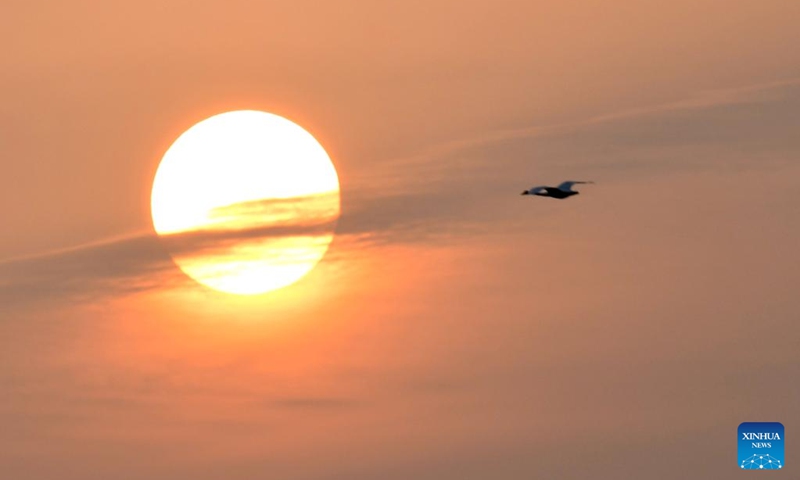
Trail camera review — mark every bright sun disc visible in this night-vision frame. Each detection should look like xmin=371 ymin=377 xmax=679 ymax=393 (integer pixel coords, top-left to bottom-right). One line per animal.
xmin=151 ymin=110 xmax=340 ymax=295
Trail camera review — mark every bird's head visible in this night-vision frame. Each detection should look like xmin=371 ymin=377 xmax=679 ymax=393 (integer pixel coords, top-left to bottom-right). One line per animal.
xmin=521 ymin=190 xmax=530 ymax=195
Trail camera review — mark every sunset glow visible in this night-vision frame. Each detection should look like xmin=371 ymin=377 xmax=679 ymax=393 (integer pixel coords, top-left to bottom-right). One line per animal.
xmin=4 ymin=2 xmax=800 ymax=478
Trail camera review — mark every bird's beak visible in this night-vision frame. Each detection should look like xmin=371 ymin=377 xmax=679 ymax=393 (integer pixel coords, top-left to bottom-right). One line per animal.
xmin=521 ymin=191 xmax=529 ymax=195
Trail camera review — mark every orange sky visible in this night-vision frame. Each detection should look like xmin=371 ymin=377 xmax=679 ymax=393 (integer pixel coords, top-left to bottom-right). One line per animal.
xmin=2 ymin=1 xmax=800 ymax=478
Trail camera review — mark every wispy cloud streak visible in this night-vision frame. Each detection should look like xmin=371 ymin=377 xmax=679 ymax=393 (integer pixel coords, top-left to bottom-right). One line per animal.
xmin=3 ymin=78 xmax=799 ymax=307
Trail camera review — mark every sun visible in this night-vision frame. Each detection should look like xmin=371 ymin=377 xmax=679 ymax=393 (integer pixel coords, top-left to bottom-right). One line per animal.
xmin=150 ymin=110 xmax=340 ymax=295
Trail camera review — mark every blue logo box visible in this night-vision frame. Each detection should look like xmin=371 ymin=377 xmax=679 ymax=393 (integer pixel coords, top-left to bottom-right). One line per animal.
xmin=739 ymin=422 xmax=784 ymax=470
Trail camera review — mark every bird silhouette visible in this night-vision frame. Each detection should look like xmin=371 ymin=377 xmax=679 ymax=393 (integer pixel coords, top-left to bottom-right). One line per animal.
xmin=521 ymin=181 xmax=594 ymax=199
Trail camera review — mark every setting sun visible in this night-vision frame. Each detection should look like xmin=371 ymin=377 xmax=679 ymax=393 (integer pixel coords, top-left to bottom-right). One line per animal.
xmin=150 ymin=110 xmax=340 ymax=295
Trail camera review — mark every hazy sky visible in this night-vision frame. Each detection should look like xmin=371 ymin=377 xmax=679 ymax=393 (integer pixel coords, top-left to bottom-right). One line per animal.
xmin=2 ymin=1 xmax=799 ymax=479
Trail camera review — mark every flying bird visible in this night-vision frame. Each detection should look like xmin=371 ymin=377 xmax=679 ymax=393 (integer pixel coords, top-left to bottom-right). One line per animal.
xmin=521 ymin=181 xmax=594 ymax=199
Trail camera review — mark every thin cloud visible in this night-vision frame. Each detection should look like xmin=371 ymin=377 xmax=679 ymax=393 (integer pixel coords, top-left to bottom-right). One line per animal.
xmin=0 ymin=194 xmax=474 ymax=306
xmin=3 ymin=78 xmax=798 ymax=307
xmin=206 ymin=191 xmax=340 ymax=228
xmin=356 ymin=77 xmax=800 ymax=190
xmin=0 ymin=232 xmax=181 ymax=308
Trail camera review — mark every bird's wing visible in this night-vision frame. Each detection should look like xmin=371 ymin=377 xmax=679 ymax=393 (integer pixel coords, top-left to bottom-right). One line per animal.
xmin=528 ymin=186 xmax=548 ymax=194
xmin=556 ymin=180 xmax=593 ymax=192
